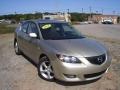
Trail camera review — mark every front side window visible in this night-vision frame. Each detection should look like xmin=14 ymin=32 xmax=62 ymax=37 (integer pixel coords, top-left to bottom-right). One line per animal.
xmin=39 ymin=23 xmax=84 ymax=40
xmin=28 ymin=22 xmax=39 ymax=37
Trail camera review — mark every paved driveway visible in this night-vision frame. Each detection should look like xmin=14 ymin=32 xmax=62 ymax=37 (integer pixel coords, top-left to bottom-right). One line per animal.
xmin=74 ymin=24 xmax=120 ymax=40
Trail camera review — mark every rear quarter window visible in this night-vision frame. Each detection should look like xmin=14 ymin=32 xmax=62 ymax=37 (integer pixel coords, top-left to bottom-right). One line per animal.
xmin=21 ymin=23 xmax=29 ymax=33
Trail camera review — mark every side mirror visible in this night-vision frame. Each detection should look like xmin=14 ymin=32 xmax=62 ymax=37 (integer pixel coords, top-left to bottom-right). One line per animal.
xmin=29 ymin=33 xmax=37 ymax=38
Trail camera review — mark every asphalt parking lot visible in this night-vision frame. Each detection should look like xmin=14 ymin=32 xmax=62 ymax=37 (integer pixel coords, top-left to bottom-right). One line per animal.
xmin=0 ymin=24 xmax=120 ymax=90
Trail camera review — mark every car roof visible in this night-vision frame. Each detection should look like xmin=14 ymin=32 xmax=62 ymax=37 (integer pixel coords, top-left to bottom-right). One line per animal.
xmin=21 ymin=19 xmax=67 ymax=24
xmin=37 ymin=19 xmax=67 ymax=24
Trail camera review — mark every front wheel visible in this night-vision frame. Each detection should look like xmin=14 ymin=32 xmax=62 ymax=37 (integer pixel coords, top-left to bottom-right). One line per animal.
xmin=38 ymin=56 xmax=54 ymax=81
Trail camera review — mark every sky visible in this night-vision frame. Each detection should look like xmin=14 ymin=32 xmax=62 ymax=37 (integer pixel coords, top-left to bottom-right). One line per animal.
xmin=0 ymin=0 xmax=120 ymax=15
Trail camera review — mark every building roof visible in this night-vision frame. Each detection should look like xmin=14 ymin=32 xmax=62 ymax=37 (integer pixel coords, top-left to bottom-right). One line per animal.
xmin=36 ymin=19 xmax=66 ymax=23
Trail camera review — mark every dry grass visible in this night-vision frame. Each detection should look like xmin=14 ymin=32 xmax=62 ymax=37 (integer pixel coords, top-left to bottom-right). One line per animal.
xmin=0 ymin=24 xmax=16 ymax=34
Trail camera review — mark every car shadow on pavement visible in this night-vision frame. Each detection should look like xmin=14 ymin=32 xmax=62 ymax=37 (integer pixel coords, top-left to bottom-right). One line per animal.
xmin=55 ymin=77 xmax=101 ymax=86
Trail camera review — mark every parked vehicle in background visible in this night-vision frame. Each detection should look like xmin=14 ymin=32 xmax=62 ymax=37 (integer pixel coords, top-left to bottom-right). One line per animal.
xmin=0 ymin=19 xmax=16 ymax=24
xmin=14 ymin=19 xmax=111 ymax=82
xmin=80 ymin=21 xmax=88 ymax=25
xmin=102 ymin=21 xmax=113 ymax=24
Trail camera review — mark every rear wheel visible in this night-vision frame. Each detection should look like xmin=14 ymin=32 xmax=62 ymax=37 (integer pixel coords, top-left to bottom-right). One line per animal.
xmin=38 ymin=56 xmax=54 ymax=81
xmin=14 ymin=40 xmax=21 ymax=55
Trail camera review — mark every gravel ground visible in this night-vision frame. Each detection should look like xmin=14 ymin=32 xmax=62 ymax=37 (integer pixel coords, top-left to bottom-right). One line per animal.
xmin=0 ymin=24 xmax=120 ymax=90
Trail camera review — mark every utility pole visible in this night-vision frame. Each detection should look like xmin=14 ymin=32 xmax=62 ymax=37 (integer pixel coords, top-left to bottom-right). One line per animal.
xmin=89 ymin=6 xmax=92 ymax=13
xmin=89 ymin=6 xmax=92 ymax=20
xmin=101 ymin=9 xmax=104 ymax=15
xmin=67 ymin=9 xmax=69 ymax=14
xmin=82 ymin=8 xmax=84 ymax=13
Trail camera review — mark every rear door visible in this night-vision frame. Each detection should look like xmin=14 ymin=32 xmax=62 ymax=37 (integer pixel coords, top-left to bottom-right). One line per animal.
xmin=17 ymin=22 xmax=29 ymax=53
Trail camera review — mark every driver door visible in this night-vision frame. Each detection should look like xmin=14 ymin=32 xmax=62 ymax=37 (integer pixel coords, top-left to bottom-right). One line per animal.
xmin=25 ymin=22 xmax=41 ymax=63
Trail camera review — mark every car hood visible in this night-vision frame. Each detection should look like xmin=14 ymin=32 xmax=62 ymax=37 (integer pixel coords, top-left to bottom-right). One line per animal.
xmin=44 ymin=38 xmax=106 ymax=57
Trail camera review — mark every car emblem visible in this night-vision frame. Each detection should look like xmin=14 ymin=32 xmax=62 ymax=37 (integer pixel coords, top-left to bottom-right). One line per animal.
xmin=97 ymin=57 xmax=103 ymax=63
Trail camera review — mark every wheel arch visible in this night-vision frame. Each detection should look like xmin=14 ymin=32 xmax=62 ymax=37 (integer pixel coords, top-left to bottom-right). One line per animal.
xmin=38 ymin=53 xmax=55 ymax=81
xmin=39 ymin=53 xmax=48 ymax=60
xmin=38 ymin=53 xmax=52 ymax=64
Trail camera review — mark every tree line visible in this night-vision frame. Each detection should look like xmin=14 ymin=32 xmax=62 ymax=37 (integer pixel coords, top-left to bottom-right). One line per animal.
xmin=1 ymin=12 xmax=119 ymax=23
xmin=0 ymin=13 xmax=42 ymax=22
xmin=0 ymin=12 xmax=98 ymax=22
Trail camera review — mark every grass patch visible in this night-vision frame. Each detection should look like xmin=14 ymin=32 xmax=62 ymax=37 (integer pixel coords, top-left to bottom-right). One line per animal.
xmin=0 ymin=24 xmax=16 ymax=34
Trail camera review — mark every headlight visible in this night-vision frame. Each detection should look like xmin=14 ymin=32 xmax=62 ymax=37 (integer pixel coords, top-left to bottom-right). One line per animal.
xmin=56 ymin=54 xmax=81 ymax=63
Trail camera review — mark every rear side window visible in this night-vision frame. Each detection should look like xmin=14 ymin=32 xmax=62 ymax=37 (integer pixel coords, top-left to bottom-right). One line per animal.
xmin=21 ymin=23 xmax=29 ymax=33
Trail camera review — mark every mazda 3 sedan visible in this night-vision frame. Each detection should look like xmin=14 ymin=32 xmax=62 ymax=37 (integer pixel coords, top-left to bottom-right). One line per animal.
xmin=14 ymin=20 xmax=111 ymax=82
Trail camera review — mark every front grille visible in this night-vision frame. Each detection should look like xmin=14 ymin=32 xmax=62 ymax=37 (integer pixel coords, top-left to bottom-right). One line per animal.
xmin=86 ymin=54 xmax=106 ymax=65
xmin=84 ymin=70 xmax=106 ymax=79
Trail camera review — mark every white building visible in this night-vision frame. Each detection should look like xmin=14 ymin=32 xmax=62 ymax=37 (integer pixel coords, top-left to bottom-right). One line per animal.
xmin=42 ymin=12 xmax=71 ymax=22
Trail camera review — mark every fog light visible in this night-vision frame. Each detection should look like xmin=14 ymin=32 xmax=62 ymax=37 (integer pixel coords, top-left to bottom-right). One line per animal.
xmin=64 ymin=74 xmax=76 ymax=78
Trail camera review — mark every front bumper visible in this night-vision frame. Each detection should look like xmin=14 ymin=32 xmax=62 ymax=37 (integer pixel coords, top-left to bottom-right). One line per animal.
xmin=51 ymin=56 xmax=111 ymax=82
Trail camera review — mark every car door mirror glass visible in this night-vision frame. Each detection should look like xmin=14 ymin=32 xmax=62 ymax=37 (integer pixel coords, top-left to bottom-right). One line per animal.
xmin=29 ymin=33 xmax=37 ymax=38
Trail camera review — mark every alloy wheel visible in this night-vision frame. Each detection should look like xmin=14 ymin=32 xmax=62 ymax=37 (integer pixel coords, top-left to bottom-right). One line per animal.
xmin=39 ymin=57 xmax=54 ymax=80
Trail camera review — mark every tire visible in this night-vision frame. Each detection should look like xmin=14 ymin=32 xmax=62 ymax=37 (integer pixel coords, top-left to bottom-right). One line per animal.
xmin=38 ymin=56 xmax=54 ymax=81
xmin=14 ymin=40 xmax=21 ymax=55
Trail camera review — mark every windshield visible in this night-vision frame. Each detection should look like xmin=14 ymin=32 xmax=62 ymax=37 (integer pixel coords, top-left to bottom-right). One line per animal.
xmin=39 ymin=23 xmax=84 ymax=40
